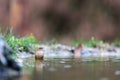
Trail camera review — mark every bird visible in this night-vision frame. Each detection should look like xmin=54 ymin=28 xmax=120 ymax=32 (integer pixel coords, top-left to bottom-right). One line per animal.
xmin=0 ymin=37 xmax=21 ymax=72
xmin=73 ymin=44 xmax=99 ymax=58
xmin=35 ymin=47 xmax=44 ymax=60
xmin=73 ymin=44 xmax=82 ymax=59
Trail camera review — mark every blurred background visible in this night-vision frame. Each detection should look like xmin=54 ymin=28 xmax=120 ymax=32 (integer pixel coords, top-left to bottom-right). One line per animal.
xmin=0 ymin=0 xmax=120 ymax=43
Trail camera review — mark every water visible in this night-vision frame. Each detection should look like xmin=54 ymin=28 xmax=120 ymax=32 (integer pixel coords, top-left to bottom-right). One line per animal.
xmin=2 ymin=58 xmax=120 ymax=80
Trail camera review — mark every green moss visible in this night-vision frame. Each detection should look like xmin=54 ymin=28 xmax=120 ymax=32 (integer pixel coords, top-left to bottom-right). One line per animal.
xmin=83 ymin=37 xmax=104 ymax=47
xmin=1 ymin=28 xmax=38 ymax=52
xmin=71 ymin=37 xmax=105 ymax=47
xmin=113 ymin=39 xmax=120 ymax=46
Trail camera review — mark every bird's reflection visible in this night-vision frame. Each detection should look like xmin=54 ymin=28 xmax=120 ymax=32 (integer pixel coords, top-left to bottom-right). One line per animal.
xmin=33 ymin=59 xmax=44 ymax=80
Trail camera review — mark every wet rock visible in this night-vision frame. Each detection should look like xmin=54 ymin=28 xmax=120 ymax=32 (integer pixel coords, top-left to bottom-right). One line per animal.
xmin=16 ymin=59 xmax=23 ymax=67
xmin=59 ymin=61 xmax=66 ymax=64
xmin=100 ymin=77 xmax=109 ymax=80
xmin=0 ymin=68 xmax=21 ymax=80
xmin=0 ymin=37 xmax=21 ymax=72
xmin=64 ymin=65 xmax=72 ymax=69
xmin=17 ymin=52 xmax=34 ymax=58
xmin=115 ymin=70 xmax=120 ymax=75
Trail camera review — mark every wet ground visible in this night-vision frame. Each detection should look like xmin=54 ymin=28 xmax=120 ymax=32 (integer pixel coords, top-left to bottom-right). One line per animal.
xmin=5 ymin=57 xmax=120 ymax=80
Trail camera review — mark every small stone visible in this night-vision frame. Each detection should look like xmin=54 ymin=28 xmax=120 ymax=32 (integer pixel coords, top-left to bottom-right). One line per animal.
xmin=99 ymin=77 xmax=109 ymax=80
xmin=16 ymin=59 xmax=23 ymax=67
xmin=59 ymin=61 xmax=66 ymax=64
xmin=115 ymin=70 xmax=120 ymax=75
xmin=64 ymin=65 xmax=71 ymax=68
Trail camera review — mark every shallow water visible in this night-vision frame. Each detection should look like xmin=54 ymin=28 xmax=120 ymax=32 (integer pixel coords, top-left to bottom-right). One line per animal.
xmin=3 ymin=57 xmax=120 ymax=80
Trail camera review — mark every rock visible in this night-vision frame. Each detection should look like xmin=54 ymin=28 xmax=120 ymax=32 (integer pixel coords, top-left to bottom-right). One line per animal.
xmin=17 ymin=52 xmax=34 ymax=58
xmin=115 ymin=70 xmax=120 ymax=75
xmin=0 ymin=37 xmax=21 ymax=72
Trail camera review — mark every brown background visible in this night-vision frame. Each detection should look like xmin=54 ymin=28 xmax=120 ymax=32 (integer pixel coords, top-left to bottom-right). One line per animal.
xmin=0 ymin=0 xmax=120 ymax=43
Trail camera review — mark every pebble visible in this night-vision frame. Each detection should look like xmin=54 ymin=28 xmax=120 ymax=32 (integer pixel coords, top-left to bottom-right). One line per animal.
xmin=59 ymin=61 xmax=66 ymax=64
xmin=17 ymin=52 xmax=34 ymax=58
xmin=16 ymin=59 xmax=23 ymax=67
xmin=64 ymin=65 xmax=72 ymax=68
xmin=99 ymin=77 xmax=109 ymax=80
xmin=115 ymin=70 xmax=120 ymax=75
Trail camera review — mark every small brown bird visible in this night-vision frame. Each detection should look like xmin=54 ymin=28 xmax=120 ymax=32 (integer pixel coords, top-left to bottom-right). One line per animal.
xmin=35 ymin=47 xmax=44 ymax=60
xmin=73 ymin=44 xmax=82 ymax=59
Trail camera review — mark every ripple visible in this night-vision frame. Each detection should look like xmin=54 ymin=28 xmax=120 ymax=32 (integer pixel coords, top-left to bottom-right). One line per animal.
xmin=59 ymin=61 xmax=66 ymax=64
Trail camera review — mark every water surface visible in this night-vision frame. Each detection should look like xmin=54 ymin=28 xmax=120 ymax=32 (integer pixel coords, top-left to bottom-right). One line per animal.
xmin=18 ymin=58 xmax=120 ymax=80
